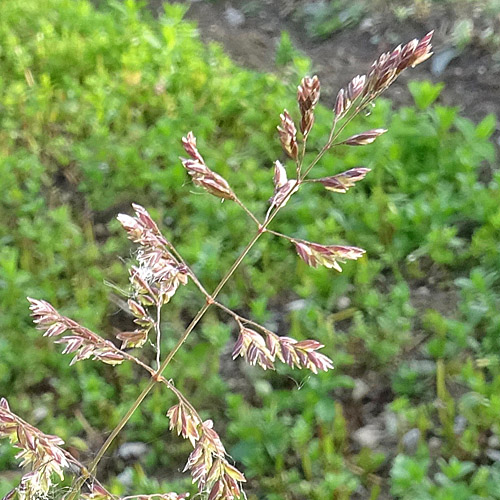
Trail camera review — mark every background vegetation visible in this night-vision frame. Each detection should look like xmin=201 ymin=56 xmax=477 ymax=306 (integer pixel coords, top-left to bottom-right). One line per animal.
xmin=1 ymin=0 xmax=499 ymax=498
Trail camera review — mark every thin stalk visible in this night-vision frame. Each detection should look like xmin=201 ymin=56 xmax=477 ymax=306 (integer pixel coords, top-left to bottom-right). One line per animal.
xmin=264 ymin=228 xmax=296 ymax=243
xmin=120 ymin=352 xmax=199 ymax=419
xmin=89 ymin=303 xmax=210 ymax=472
xmin=231 ymin=193 xmax=262 ymax=227
xmin=155 ymin=305 xmax=161 ymax=370
xmin=296 ymin=137 xmax=308 ymax=178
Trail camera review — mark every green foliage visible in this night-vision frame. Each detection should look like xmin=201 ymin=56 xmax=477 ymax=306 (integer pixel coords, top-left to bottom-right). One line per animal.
xmin=1 ymin=0 xmax=500 ymax=498
xmin=297 ymin=0 xmax=366 ymax=39
xmin=275 ymin=31 xmax=311 ymax=77
xmin=391 ymin=450 xmax=500 ymax=499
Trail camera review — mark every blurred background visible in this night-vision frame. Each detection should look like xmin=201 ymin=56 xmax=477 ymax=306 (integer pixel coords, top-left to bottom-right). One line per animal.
xmin=1 ymin=0 xmax=500 ymax=498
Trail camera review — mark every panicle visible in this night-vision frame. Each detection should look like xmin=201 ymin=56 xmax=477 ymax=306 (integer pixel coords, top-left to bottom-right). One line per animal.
xmin=28 ymin=298 xmax=125 ymax=366
xmin=1 ymin=399 xmax=184 ymax=500
xmin=171 ymin=416 xmax=246 ymax=500
xmin=181 ymin=132 xmax=234 ymax=200
xmin=232 ymin=325 xmax=333 ymax=373
xmin=167 ymin=401 xmax=201 ymax=447
xmin=294 ymin=240 xmax=365 ymax=272
xmin=333 ymin=32 xmax=433 ymax=122
xmin=297 ymin=75 xmax=320 ymax=138
xmin=277 ymin=109 xmax=298 ymax=160
xmin=312 ymin=167 xmax=370 ymax=193
xmin=268 ymin=161 xmax=298 ymax=211
xmin=117 ymin=204 xmax=189 ymax=347
xmin=341 ymin=128 xmax=387 ymax=146
xmin=365 ymin=31 xmax=433 ymax=97
xmin=0 ymin=398 xmax=70 ymax=499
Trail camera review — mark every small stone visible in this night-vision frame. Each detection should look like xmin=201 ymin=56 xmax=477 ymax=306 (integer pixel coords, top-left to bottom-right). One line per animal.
xmin=429 ymin=436 xmax=442 ymax=453
xmin=486 ymin=449 xmax=500 ymax=462
xmin=402 ymin=428 xmax=420 ymax=455
xmin=353 ymin=425 xmax=383 ymax=449
xmin=453 ymin=415 xmax=467 ymax=436
xmin=117 ymin=442 xmax=149 ymax=461
xmin=224 ymin=6 xmax=245 ymax=28
xmin=431 ymin=47 xmax=459 ymax=76
xmin=408 ymin=360 xmax=435 ymax=375
xmin=383 ymin=410 xmax=398 ymax=437
xmin=360 ymin=18 xmax=374 ymax=32
xmin=116 ymin=467 xmax=134 ymax=487
xmin=352 ymin=379 xmax=370 ymax=401
xmin=488 ymin=435 xmax=500 ymax=449
xmin=286 ymin=299 xmax=306 ymax=311
xmin=415 ymin=286 xmax=430 ymax=297
xmin=337 ymin=296 xmax=351 ymax=310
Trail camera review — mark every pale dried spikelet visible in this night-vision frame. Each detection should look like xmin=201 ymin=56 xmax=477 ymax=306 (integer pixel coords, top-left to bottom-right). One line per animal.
xmin=28 ymin=298 xmax=125 ymax=365
xmin=267 ymin=334 xmax=334 ymax=374
xmin=277 ymin=109 xmax=298 ymax=159
xmin=347 ymin=74 xmax=366 ymax=102
xmin=167 ymin=401 xmax=201 ymax=446
xmin=273 ymin=160 xmax=288 ymax=190
xmin=206 ymin=460 xmax=246 ymax=500
xmin=232 ymin=327 xmax=274 ymax=370
xmin=233 ymin=325 xmax=333 ymax=373
xmin=268 ymin=160 xmax=298 ymax=210
xmin=118 ymin=204 xmax=189 ymax=312
xmin=182 ymin=420 xmax=246 ymax=500
xmin=115 ymin=298 xmax=155 ymax=348
xmin=294 ymin=241 xmax=365 ymax=272
xmin=181 ymin=132 xmax=234 ymax=200
xmin=334 ymin=75 xmax=366 ymax=120
xmin=0 ymin=398 xmax=70 ymax=499
xmin=311 ymin=167 xmax=371 ymax=193
xmin=297 ymin=75 xmax=320 ymax=138
xmin=334 ymin=88 xmax=347 ymax=120
xmin=117 ymin=203 xmax=165 ymax=247
xmin=181 ymin=130 xmax=204 ymax=163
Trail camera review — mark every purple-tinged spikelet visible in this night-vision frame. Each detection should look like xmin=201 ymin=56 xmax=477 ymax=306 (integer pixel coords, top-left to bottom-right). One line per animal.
xmin=277 ymin=109 xmax=299 ymax=159
xmin=181 ymin=132 xmax=234 ymax=200
xmin=28 ymin=298 xmax=125 ymax=366
xmin=341 ymin=128 xmax=387 ymax=146
xmin=233 ymin=325 xmax=333 ymax=373
xmin=297 ymin=75 xmax=320 ymax=138
xmin=311 ymin=167 xmax=371 ymax=193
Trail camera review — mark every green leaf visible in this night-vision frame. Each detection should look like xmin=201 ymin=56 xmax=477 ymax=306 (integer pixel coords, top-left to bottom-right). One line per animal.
xmin=475 ymin=114 xmax=497 ymax=139
xmin=408 ymin=81 xmax=445 ymax=110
